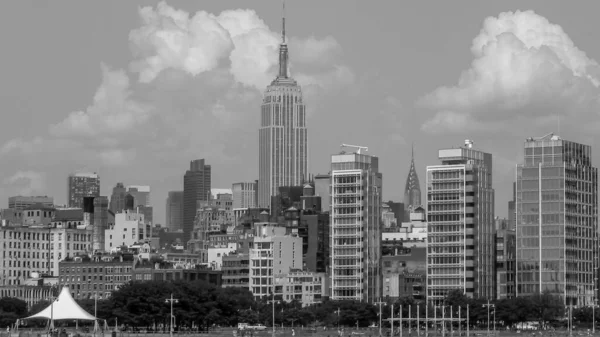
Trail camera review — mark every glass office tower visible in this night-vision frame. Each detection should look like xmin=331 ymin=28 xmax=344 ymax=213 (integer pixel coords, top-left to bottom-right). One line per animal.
xmin=516 ymin=133 xmax=598 ymax=306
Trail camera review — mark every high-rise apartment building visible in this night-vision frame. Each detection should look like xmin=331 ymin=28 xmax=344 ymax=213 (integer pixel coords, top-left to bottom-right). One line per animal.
xmin=404 ymin=145 xmax=422 ymax=221
xmin=183 ymin=159 xmax=211 ymax=245
xmin=232 ymin=182 xmax=257 ymax=209
xmin=68 ymin=173 xmax=100 ymax=208
xmin=109 ymin=183 xmax=127 ymax=213
xmin=166 ymin=191 xmax=184 ymax=231
xmin=426 ymin=139 xmax=495 ymax=304
xmin=8 ymin=196 xmax=54 ymax=211
xmin=516 ymin=133 xmax=598 ymax=306
xmin=330 ymin=148 xmax=382 ymax=302
xmin=258 ymin=12 xmax=308 ymax=208
xmin=126 ymin=185 xmax=151 ymax=207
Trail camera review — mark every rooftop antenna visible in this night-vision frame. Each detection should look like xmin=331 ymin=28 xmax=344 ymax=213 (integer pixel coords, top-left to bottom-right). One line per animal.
xmin=282 ymin=0 xmax=286 ymax=44
xmin=557 ymin=110 xmax=560 ymax=136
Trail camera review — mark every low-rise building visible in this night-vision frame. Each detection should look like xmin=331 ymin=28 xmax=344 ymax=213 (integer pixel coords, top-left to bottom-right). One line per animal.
xmin=222 ymin=252 xmax=250 ymax=289
xmin=274 ymin=270 xmax=326 ymax=307
xmin=58 ymin=254 xmax=134 ymax=299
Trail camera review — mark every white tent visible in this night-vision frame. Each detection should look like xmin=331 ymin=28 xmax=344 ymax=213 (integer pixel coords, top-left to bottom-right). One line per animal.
xmin=23 ymin=286 xmax=97 ymax=321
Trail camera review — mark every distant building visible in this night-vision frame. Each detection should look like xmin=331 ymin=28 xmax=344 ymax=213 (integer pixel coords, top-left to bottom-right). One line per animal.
xmin=426 ymin=139 xmax=495 ymax=303
xmin=313 ymin=174 xmax=330 ymax=211
xmin=132 ymin=260 xmax=222 ymax=287
xmin=109 ymin=183 xmax=127 ymax=213
xmin=9 ymin=196 xmax=54 ymax=211
xmin=126 ymin=185 xmax=151 ymax=207
xmin=232 ymin=182 xmax=257 ymax=209
xmin=165 ymin=191 xmax=184 ymax=231
xmin=68 ymin=172 xmax=100 ymax=209
xmin=403 ymin=145 xmax=422 ymax=221
xmin=104 ymin=210 xmax=148 ymax=251
xmin=330 ymin=149 xmax=382 ymax=303
xmin=183 ymin=159 xmax=211 ymax=245
xmin=92 ymin=196 xmax=109 ymax=253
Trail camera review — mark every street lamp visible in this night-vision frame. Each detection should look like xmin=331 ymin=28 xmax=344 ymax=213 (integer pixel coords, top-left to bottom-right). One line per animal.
xmin=375 ymin=299 xmax=385 ymax=337
xmin=165 ymin=294 xmax=179 ymax=337
xmin=482 ymin=300 xmax=495 ymax=337
xmin=48 ymin=286 xmax=58 ymax=337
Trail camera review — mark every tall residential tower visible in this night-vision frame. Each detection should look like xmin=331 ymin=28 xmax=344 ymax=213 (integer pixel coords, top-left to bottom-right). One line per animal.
xmin=516 ymin=133 xmax=598 ymax=306
xmin=330 ymin=147 xmax=382 ymax=302
xmin=426 ymin=140 xmax=495 ymax=303
xmin=258 ymin=7 xmax=308 ymax=208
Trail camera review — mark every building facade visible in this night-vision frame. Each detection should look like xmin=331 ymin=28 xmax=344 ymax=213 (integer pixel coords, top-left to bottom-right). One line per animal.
xmin=183 ymin=159 xmax=211 ymax=245
xmin=426 ymin=139 xmax=495 ymax=304
xmin=249 ymin=224 xmax=303 ymax=300
xmin=104 ymin=210 xmax=148 ymax=250
xmin=232 ymin=182 xmax=257 ymax=209
xmin=0 ymin=221 xmax=92 ymax=285
xmin=68 ymin=172 xmax=100 ymax=209
xmin=516 ymin=133 xmax=598 ymax=306
xmin=166 ymin=191 xmax=184 ymax=231
xmin=9 ymin=196 xmax=54 ymax=211
xmin=258 ymin=14 xmax=308 ymax=208
xmin=330 ymin=151 xmax=382 ymax=302
xmin=274 ymin=270 xmax=326 ymax=307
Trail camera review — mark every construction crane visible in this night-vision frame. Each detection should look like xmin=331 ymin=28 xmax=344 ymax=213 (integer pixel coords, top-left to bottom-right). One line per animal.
xmin=340 ymin=144 xmax=369 ymax=154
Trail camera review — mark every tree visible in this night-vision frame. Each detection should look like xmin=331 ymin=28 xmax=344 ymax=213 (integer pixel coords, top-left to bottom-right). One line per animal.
xmin=528 ymin=292 xmax=564 ymax=329
xmin=0 ymin=297 xmax=28 ymax=327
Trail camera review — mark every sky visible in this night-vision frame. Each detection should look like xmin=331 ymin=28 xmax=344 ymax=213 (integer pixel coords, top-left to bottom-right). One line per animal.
xmin=1 ymin=1 xmax=600 ymax=224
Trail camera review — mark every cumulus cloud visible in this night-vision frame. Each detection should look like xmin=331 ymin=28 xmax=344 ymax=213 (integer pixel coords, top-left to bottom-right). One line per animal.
xmin=49 ymin=64 xmax=151 ymax=138
xmin=4 ymin=171 xmax=46 ymax=195
xmin=129 ymin=1 xmax=352 ymax=91
xmin=418 ymin=10 xmax=600 ymax=134
xmin=129 ymin=2 xmax=233 ymax=83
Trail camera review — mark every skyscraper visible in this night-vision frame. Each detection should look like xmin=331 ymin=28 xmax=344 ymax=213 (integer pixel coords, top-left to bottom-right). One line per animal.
xmin=516 ymin=133 xmax=598 ymax=306
xmin=68 ymin=172 xmax=100 ymax=209
xmin=330 ymin=147 xmax=382 ymax=302
xmin=166 ymin=191 xmax=184 ymax=231
xmin=426 ymin=140 xmax=495 ymax=303
xmin=109 ymin=182 xmax=127 ymax=213
xmin=404 ymin=144 xmax=422 ymax=221
xmin=258 ymin=8 xmax=308 ymax=208
xmin=183 ymin=159 xmax=211 ymax=245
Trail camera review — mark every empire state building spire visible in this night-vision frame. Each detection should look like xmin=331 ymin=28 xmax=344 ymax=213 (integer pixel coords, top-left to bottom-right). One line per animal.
xmin=278 ymin=0 xmax=289 ymax=79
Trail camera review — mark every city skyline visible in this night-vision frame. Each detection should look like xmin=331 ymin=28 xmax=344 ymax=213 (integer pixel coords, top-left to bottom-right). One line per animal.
xmin=0 ymin=1 xmax=599 ymax=224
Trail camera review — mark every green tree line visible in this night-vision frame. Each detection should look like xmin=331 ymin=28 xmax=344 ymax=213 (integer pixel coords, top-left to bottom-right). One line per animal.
xmin=3 ymin=282 xmax=598 ymax=330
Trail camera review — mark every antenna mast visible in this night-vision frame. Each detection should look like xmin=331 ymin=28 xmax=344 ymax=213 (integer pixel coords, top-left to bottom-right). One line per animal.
xmin=282 ymin=0 xmax=286 ymax=44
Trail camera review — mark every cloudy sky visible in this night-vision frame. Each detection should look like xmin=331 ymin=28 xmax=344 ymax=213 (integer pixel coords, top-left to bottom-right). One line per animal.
xmin=1 ymin=1 xmax=599 ymax=224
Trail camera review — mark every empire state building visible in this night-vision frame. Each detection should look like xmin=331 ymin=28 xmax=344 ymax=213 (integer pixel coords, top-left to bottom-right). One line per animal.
xmin=258 ymin=11 xmax=308 ymax=208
